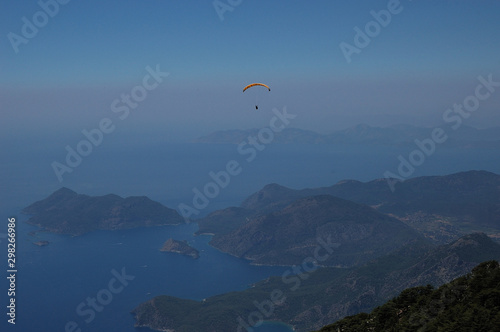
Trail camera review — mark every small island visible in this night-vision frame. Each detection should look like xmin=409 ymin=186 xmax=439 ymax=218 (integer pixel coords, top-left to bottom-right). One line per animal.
xmin=160 ymin=238 xmax=199 ymax=259
xmin=33 ymin=240 xmax=49 ymax=247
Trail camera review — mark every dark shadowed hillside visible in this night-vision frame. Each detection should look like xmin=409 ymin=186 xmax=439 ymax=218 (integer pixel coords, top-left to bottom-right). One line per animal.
xmin=315 ymin=260 xmax=500 ymax=332
xmin=209 ymin=195 xmax=420 ymax=267
xmin=195 ymin=206 xmax=253 ymax=236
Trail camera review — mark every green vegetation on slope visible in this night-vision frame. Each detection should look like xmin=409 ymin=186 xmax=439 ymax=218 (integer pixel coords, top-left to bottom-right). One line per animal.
xmin=315 ymin=260 xmax=500 ymax=332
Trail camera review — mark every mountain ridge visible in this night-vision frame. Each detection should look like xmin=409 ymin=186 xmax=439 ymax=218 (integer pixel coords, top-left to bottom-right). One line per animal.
xmin=209 ymin=194 xmax=421 ymax=267
xmin=193 ymin=124 xmax=500 ymax=148
xmin=232 ymin=170 xmax=500 ymax=244
xmin=22 ymin=187 xmax=183 ymax=236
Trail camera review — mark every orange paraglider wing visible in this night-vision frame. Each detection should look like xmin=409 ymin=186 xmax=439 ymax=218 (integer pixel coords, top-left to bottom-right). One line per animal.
xmin=242 ymin=83 xmax=271 ymax=92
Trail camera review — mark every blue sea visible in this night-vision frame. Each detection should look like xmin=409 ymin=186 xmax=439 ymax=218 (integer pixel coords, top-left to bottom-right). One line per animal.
xmin=1 ymin=139 xmax=499 ymax=332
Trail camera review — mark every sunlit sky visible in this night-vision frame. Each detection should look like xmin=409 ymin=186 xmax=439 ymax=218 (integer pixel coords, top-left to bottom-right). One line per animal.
xmin=2 ymin=0 xmax=500 ymax=141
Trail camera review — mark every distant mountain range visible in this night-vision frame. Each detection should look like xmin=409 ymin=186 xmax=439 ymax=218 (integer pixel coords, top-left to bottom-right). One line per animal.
xmin=22 ymin=187 xmax=183 ymax=235
xmin=193 ymin=124 xmax=500 ymax=148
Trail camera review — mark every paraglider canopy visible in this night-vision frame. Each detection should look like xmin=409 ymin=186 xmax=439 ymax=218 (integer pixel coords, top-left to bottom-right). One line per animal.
xmin=243 ymin=83 xmax=270 ymax=110
xmin=243 ymin=83 xmax=271 ymax=92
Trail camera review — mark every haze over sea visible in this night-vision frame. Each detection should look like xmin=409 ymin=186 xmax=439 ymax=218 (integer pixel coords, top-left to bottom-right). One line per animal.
xmin=1 ymin=139 xmax=500 ymax=332
xmin=2 ymin=0 xmax=500 ymax=330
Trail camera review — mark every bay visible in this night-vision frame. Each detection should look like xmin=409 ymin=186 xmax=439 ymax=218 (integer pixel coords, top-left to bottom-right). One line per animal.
xmin=1 ymin=139 xmax=499 ymax=331
xmin=0 ymin=217 xmax=290 ymax=332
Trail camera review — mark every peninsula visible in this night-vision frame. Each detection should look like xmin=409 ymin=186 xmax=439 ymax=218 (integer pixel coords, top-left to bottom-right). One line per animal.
xmin=22 ymin=187 xmax=184 ymax=236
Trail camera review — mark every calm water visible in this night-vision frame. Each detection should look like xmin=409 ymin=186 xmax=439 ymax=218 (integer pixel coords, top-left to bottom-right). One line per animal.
xmin=0 ymin=215 xmax=292 ymax=332
xmin=1 ymin=140 xmax=499 ymax=331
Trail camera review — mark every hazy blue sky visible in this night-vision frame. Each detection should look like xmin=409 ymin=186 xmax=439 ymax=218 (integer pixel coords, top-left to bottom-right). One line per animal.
xmin=2 ymin=0 xmax=500 ymax=141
